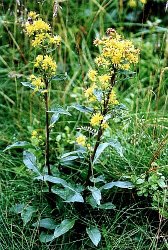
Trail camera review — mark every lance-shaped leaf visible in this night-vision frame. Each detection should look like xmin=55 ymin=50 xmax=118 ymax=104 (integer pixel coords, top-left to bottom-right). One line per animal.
xmin=3 ymin=141 xmax=34 ymax=152
xmin=88 ymin=186 xmax=101 ymax=205
xmin=35 ymin=174 xmax=67 ymax=186
xmin=39 ymin=232 xmax=54 ymax=243
xmin=71 ymin=104 xmax=93 ymax=113
xmin=54 ymin=219 xmax=75 ymax=238
xmin=92 ymin=142 xmax=110 ymax=165
xmin=21 ymin=206 xmax=37 ymax=226
xmin=21 ymin=82 xmax=34 ymax=89
xmin=48 ymin=105 xmax=71 ymax=116
xmin=90 ymin=175 xmax=106 ymax=184
xmin=93 ymin=139 xmax=124 ymax=165
xmin=10 ymin=203 xmax=25 ymax=214
xmin=23 ymin=151 xmax=40 ymax=175
xmin=32 ymin=218 xmax=57 ymax=230
xmin=60 ymin=149 xmax=86 ymax=164
xmin=102 ymin=181 xmax=134 ymax=190
xmin=93 ymin=89 xmax=103 ymax=102
xmin=86 ymin=227 xmax=101 ymax=247
xmin=50 ymin=113 xmax=60 ymax=127
xmin=52 ymin=187 xmax=84 ymax=203
xmin=99 ymin=202 xmax=116 ymax=210
xmin=52 ymin=72 xmax=68 ymax=81
xmin=108 ymin=139 xmax=124 ymax=157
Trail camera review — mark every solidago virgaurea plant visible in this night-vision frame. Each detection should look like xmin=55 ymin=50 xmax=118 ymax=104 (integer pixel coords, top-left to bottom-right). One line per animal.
xmin=24 ymin=11 xmax=61 ymax=191
xmin=4 ymin=24 xmax=140 ymax=247
xmin=76 ymin=28 xmax=139 ymax=187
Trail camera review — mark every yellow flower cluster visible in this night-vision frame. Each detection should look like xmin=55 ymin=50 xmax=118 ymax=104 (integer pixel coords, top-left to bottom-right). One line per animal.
xmin=25 ymin=19 xmax=50 ymax=36
xmin=88 ymin=70 xmax=97 ymax=82
xmin=90 ymin=113 xmax=103 ymax=127
xmin=93 ymin=29 xmax=139 ymax=70
xmin=25 ymin=12 xmax=61 ymax=48
xmin=98 ymin=74 xmax=111 ymax=89
xmin=31 ymin=33 xmax=62 ymax=47
xmin=128 ymin=0 xmax=147 ymax=8
xmin=34 ymin=55 xmax=57 ymax=76
xmin=28 ymin=11 xmax=39 ymax=20
xmin=31 ymin=130 xmax=38 ymax=138
xmin=29 ymin=74 xmax=45 ymax=91
xmin=109 ymin=90 xmax=119 ymax=105
xmin=76 ymin=135 xmax=86 ymax=147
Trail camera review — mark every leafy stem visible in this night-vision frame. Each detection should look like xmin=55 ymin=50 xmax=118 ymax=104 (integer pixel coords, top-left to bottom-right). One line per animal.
xmin=44 ymin=78 xmax=51 ymax=192
xmin=85 ymin=70 xmax=116 ymax=187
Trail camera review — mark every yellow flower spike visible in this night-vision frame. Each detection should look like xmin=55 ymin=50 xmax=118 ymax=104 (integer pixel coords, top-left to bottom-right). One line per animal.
xmin=94 ymin=29 xmax=139 ymax=69
xmin=101 ymin=122 xmax=109 ymax=129
xmin=109 ymin=90 xmax=119 ymax=105
xmin=29 ymin=75 xmax=45 ymax=90
xmin=98 ymin=74 xmax=111 ymax=89
xmin=34 ymin=55 xmax=57 ymax=76
xmin=28 ymin=11 xmax=39 ymax=20
xmin=90 ymin=113 xmax=103 ymax=127
xmin=85 ymin=84 xmax=96 ymax=98
xmin=88 ymin=70 xmax=98 ymax=82
xmin=76 ymin=135 xmax=86 ymax=147
xmin=32 ymin=33 xmax=46 ymax=47
xmin=31 ymin=130 xmax=38 ymax=138
xmin=34 ymin=55 xmax=43 ymax=67
xmin=140 ymin=0 xmax=147 ymax=4
xmin=42 ymin=55 xmax=57 ymax=75
xmin=128 ymin=0 xmax=137 ymax=8
xmin=25 ymin=18 xmax=50 ymax=36
xmin=94 ymin=56 xmax=110 ymax=68
xmin=49 ymin=35 xmax=61 ymax=46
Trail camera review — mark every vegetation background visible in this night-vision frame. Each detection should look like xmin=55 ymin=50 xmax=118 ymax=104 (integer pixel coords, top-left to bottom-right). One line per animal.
xmin=0 ymin=0 xmax=168 ymax=249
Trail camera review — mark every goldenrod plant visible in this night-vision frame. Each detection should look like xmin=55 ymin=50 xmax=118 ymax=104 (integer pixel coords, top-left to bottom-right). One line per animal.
xmin=76 ymin=28 xmax=139 ymax=187
xmin=2 ymin=1 xmax=168 ymax=249
xmin=4 ymin=18 xmax=140 ymax=246
xmin=23 ymin=11 xmax=62 ymax=190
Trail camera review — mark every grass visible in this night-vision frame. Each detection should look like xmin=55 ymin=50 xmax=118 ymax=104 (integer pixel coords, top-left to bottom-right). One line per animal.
xmin=0 ymin=0 xmax=168 ymax=249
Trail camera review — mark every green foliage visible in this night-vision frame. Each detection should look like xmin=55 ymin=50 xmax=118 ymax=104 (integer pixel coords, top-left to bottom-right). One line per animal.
xmin=132 ymin=168 xmax=168 ymax=217
xmin=0 ymin=0 xmax=168 ymax=249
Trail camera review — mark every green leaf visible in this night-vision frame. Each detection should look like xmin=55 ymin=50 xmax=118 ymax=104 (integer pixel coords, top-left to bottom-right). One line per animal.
xmin=92 ymin=142 xmax=110 ymax=165
xmin=51 ymin=187 xmax=84 ymax=203
xmin=21 ymin=206 xmax=37 ymax=226
xmin=93 ymin=139 xmax=124 ymax=164
xmin=71 ymin=104 xmax=93 ymax=113
xmin=32 ymin=218 xmax=57 ymax=230
xmin=54 ymin=219 xmax=75 ymax=238
xmin=109 ymin=139 xmax=124 ymax=157
xmin=39 ymin=232 xmax=54 ymax=243
xmin=90 ymin=175 xmax=106 ymax=184
xmin=60 ymin=150 xmax=86 ymax=166
xmin=35 ymin=175 xmax=67 ymax=186
xmin=10 ymin=203 xmax=25 ymax=214
xmin=87 ymin=196 xmax=98 ymax=208
xmin=3 ymin=141 xmax=33 ymax=152
xmin=65 ymin=192 xmax=84 ymax=203
xmin=158 ymin=179 xmax=167 ymax=188
xmin=88 ymin=186 xmax=101 ymax=205
xmin=50 ymin=113 xmax=60 ymax=127
xmin=99 ymin=202 xmax=116 ymax=210
xmin=93 ymin=89 xmax=103 ymax=102
xmin=21 ymin=82 xmax=34 ymax=89
xmin=52 ymin=73 xmax=68 ymax=81
xmin=102 ymin=181 xmax=134 ymax=190
xmin=23 ymin=151 xmax=40 ymax=175
xmin=86 ymin=227 xmax=101 ymax=247
xmin=48 ymin=105 xmax=71 ymax=116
